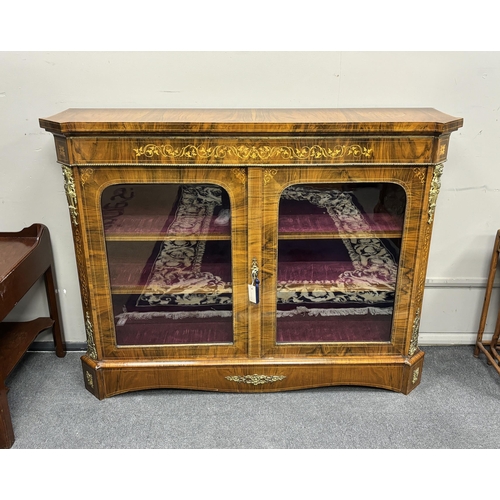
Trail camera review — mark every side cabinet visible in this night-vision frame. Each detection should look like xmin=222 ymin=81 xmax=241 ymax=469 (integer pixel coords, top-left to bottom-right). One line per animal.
xmin=39 ymin=108 xmax=463 ymax=398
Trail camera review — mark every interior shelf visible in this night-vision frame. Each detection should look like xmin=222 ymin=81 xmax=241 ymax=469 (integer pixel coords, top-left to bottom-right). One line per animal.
xmin=106 ymin=239 xmax=233 ymax=296
xmin=278 ymin=184 xmax=405 ymax=240
xmin=108 ymin=262 xmax=233 ymax=296
xmin=105 ymin=236 xmax=399 ymax=295
xmin=279 ymin=211 xmax=403 ymax=239
xmin=104 ymin=214 xmax=231 ymax=241
xmin=105 ymin=233 xmax=230 ymax=242
xmin=102 ymin=183 xmax=232 ymax=241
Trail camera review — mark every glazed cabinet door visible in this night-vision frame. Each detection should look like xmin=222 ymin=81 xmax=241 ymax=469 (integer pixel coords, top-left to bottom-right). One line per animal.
xmin=77 ymin=166 xmax=248 ymax=359
xmin=260 ymin=165 xmax=429 ymax=358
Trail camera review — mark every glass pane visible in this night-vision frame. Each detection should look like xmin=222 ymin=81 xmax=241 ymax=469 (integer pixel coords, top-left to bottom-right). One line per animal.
xmin=276 ymin=183 xmax=405 ymax=343
xmin=101 ymin=183 xmax=233 ymax=346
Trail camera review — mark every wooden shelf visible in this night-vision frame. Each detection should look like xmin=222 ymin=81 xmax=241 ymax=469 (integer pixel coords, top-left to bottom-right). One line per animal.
xmin=110 ymin=285 xmax=233 ymax=296
xmin=278 ymin=211 xmax=403 ymax=240
xmin=0 ymin=318 xmax=54 ymax=380
xmin=279 ymin=230 xmax=402 ymax=240
xmin=105 ymin=233 xmax=230 ymax=242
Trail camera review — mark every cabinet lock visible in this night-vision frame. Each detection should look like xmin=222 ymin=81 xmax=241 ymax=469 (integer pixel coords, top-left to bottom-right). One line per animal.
xmin=248 ymin=258 xmax=260 ymax=304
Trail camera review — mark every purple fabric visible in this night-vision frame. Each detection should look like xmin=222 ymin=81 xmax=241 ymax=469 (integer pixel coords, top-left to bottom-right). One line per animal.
xmin=105 ymin=213 xmax=231 ymax=237
xmin=107 ymin=240 xmax=233 ymax=289
xmin=116 ymin=314 xmax=391 ymax=345
xmin=115 ymin=316 xmax=233 ymax=345
xmin=278 ymin=239 xmax=356 ymax=282
xmin=277 ymin=314 xmax=392 ymax=342
xmin=103 ymin=184 xmax=231 ymax=237
xmin=278 ymin=197 xmax=403 ymax=234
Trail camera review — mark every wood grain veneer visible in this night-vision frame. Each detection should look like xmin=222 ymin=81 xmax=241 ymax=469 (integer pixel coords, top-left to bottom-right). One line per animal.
xmin=40 ymin=108 xmax=463 ymax=135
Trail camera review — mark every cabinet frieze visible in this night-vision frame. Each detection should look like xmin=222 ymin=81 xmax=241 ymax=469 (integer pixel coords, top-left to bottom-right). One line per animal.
xmin=57 ymin=136 xmax=443 ymax=166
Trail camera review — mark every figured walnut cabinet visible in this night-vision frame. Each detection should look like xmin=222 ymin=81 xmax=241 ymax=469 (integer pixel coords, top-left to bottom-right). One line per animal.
xmin=39 ymin=108 xmax=463 ymax=398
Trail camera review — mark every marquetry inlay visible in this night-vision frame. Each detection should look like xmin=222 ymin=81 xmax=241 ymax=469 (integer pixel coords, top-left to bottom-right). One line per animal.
xmin=80 ymin=168 xmax=95 ymax=185
xmin=133 ymin=143 xmax=373 ymax=162
xmin=231 ymin=168 xmax=246 ymax=184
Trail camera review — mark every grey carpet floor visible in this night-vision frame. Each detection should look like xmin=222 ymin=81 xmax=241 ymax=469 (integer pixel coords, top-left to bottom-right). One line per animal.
xmin=5 ymin=345 xmax=500 ymax=449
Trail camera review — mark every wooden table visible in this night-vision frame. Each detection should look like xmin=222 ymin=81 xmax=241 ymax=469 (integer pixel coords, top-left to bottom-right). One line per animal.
xmin=0 ymin=224 xmax=66 ymax=448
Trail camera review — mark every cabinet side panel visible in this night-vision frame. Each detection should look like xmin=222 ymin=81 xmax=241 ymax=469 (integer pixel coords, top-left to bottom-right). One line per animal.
xmin=404 ymin=164 xmax=444 ymax=356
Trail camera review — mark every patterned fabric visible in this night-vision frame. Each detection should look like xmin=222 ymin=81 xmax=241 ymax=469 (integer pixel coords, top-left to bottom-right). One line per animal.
xmin=277 ymin=185 xmax=398 ymax=305
xmin=136 ymin=185 xmax=232 ymax=307
xmin=132 ymin=184 xmax=398 ymax=309
xmin=276 ymin=306 xmax=393 ymax=318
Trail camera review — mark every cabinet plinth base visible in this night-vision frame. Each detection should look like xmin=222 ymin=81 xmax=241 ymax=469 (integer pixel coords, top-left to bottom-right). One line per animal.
xmin=81 ymin=350 xmax=424 ymax=399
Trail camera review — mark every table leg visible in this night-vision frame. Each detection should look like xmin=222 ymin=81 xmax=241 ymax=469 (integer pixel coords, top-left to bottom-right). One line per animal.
xmin=44 ymin=265 xmax=66 ymax=358
xmin=0 ymin=383 xmax=14 ymax=449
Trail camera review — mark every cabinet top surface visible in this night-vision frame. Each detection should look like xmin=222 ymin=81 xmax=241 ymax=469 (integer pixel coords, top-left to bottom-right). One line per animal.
xmin=39 ymin=108 xmax=463 ymax=136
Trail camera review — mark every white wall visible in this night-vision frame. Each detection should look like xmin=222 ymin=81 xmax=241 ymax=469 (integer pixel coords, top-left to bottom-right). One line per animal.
xmin=1 ymin=51 xmax=499 ymax=346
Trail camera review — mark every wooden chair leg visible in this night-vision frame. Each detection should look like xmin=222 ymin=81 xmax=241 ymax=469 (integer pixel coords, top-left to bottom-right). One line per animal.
xmin=475 ymin=229 xmax=500 ymax=358
xmin=475 ymin=230 xmax=500 ymax=375
xmin=44 ymin=265 xmax=66 ymax=358
xmin=489 ymin=322 xmax=500 ymax=365
xmin=0 ymin=383 xmax=15 ymax=449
